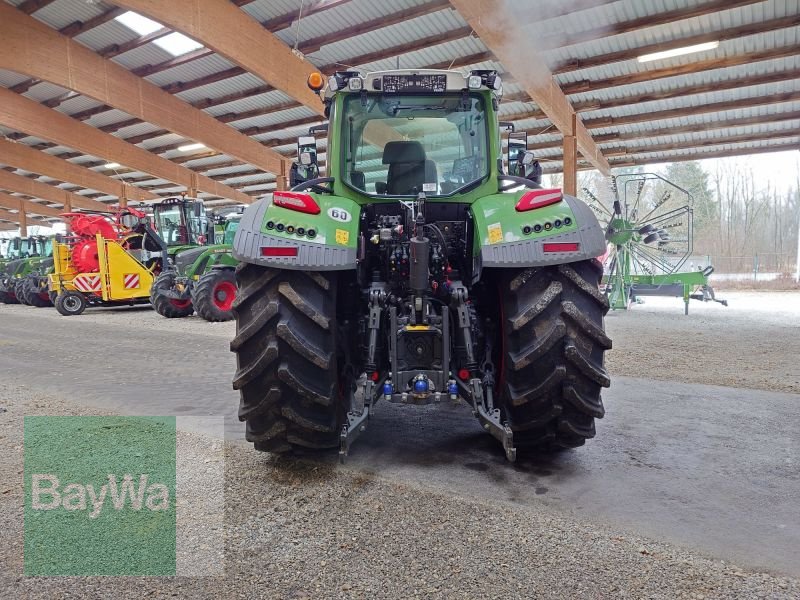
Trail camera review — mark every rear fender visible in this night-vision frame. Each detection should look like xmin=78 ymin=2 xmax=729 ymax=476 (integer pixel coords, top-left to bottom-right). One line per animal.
xmin=233 ymin=194 xmax=359 ymax=270
xmin=471 ymin=191 xmax=606 ymax=268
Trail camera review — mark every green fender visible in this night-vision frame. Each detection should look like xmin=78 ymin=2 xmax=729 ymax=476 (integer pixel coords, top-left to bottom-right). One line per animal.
xmin=470 ymin=191 xmax=606 ymax=267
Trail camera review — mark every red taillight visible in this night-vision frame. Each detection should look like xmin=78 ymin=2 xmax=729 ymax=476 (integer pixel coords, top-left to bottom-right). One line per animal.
xmin=543 ymin=242 xmax=580 ymax=253
xmin=370 ymin=371 xmax=379 ymax=382
xmin=515 ymin=189 xmax=563 ymax=212
xmin=272 ymin=191 xmax=321 ymax=214
xmin=261 ymin=246 xmax=299 ymax=257
xmin=458 ymin=369 xmax=471 ymax=380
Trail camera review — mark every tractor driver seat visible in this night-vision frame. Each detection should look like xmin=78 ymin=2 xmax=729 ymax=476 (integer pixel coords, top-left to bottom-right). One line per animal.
xmin=383 ymin=141 xmax=427 ymax=195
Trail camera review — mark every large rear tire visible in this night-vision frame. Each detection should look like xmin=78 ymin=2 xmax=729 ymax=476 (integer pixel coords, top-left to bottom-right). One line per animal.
xmin=231 ymin=263 xmax=344 ymax=453
xmin=192 ymin=269 xmax=236 ymax=322
xmin=496 ymin=260 xmax=611 ymax=451
xmin=22 ymin=277 xmax=51 ymax=307
xmin=150 ymin=272 xmax=194 ymax=318
xmin=15 ymin=279 xmax=31 ymax=306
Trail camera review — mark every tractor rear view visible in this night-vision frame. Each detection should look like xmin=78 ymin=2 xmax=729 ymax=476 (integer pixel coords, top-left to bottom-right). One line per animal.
xmin=230 ymin=69 xmax=611 ymax=462
xmin=19 ymin=236 xmax=58 ymax=307
xmin=0 ymin=236 xmax=48 ymax=305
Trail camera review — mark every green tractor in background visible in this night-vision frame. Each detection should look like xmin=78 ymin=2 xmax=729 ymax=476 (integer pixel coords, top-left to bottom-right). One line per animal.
xmin=148 ymin=198 xmax=240 ymax=321
xmin=230 ymin=69 xmax=611 ymax=462
xmin=0 ymin=236 xmax=53 ymax=305
xmin=19 ymin=242 xmax=58 ymax=307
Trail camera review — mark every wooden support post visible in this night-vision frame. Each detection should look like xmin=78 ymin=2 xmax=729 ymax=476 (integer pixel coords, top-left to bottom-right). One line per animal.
xmin=19 ymin=203 xmax=28 ymax=236
xmin=563 ymin=113 xmax=578 ymax=197
xmin=276 ymin=160 xmax=290 ymax=192
xmin=119 ymin=185 xmax=128 ymax=209
xmin=188 ymin=172 xmax=198 ymax=199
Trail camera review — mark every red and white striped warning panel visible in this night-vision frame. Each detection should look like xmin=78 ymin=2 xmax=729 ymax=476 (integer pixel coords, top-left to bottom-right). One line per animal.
xmin=73 ymin=274 xmax=102 ymax=293
xmin=123 ymin=273 xmax=140 ymax=289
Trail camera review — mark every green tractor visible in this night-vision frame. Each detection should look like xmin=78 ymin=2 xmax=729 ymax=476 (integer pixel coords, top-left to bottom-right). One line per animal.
xmin=0 ymin=236 xmax=52 ymax=305
xmin=19 ymin=242 xmax=58 ymax=307
xmin=148 ymin=197 xmax=239 ymax=321
xmin=230 ymin=69 xmax=611 ymax=462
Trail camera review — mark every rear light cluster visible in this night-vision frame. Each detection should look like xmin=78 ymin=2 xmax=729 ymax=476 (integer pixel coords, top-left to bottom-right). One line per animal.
xmin=261 ymin=247 xmax=298 ymax=257
xmin=265 ymin=220 xmax=317 ymax=239
xmin=543 ymin=242 xmax=580 ymax=253
xmin=272 ymin=191 xmax=320 ymax=215
xmin=515 ymin=188 xmax=563 ymax=212
xmin=521 ymin=216 xmax=572 ymax=236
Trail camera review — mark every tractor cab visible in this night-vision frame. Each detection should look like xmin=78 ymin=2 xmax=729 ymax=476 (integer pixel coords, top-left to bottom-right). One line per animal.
xmin=151 ymin=197 xmax=212 ymax=248
xmin=28 ymin=235 xmax=54 ymax=258
xmin=7 ymin=237 xmax=30 ymax=259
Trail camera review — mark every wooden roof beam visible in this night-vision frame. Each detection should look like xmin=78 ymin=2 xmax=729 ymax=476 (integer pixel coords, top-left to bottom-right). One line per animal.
xmin=0 ymin=170 xmax=111 ymax=213
xmin=72 ymin=5 xmax=475 ymax=127
xmin=112 ymin=0 xmax=326 ymax=115
xmin=0 ymin=89 xmax=251 ymax=204
xmin=0 ymin=192 xmax=62 ymax=218
xmin=0 ymin=4 xmax=288 ymax=179
xmin=449 ymin=0 xmax=609 ymax=174
xmin=10 ymin=7 xmax=126 ymax=94
xmin=0 ymin=138 xmax=159 ymax=202
xmin=0 ymin=207 xmax=50 ymax=225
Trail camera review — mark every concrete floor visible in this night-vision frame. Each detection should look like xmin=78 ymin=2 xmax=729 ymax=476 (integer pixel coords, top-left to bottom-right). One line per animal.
xmin=0 ymin=294 xmax=798 ymax=577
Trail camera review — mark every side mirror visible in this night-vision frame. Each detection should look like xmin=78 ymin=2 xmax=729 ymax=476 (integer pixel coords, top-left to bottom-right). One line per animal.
xmin=290 ymin=135 xmax=320 ymax=188
xmin=507 ymin=131 xmax=528 ymax=177
xmin=193 ymin=202 xmax=203 ymax=218
xmin=297 ymin=136 xmax=318 ymax=167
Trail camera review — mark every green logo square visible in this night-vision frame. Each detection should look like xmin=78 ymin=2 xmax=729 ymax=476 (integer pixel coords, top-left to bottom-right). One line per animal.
xmin=24 ymin=416 xmax=177 ymax=576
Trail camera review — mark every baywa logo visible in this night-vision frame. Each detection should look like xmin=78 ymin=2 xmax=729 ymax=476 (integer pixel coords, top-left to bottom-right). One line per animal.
xmin=31 ymin=473 xmax=171 ymax=519
xmin=24 ymin=416 xmax=177 ymax=576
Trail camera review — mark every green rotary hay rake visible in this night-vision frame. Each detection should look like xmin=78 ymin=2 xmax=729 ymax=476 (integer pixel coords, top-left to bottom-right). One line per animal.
xmin=583 ymin=173 xmax=727 ymax=315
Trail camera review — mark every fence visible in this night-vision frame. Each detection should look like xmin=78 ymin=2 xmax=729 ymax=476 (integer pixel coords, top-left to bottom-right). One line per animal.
xmin=704 ymin=254 xmax=797 ymax=281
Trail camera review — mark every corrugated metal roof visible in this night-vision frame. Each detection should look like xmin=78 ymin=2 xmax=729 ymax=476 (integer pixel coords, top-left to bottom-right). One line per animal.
xmin=76 ymin=19 xmax=143 ymax=54
xmin=30 ymin=0 xmax=108 ymax=32
xmin=55 ymin=94 xmax=104 ymax=115
xmin=173 ymin=72 xmax=269 ymax=106
xmin=0 ymin=68 xmax=30 ymax=88
xmin=144 ymin=54 xmax=237 ymax=88
xmin=203 ymin=90 xmax=294 ymax=119
xmin=310 ymin=15 xmax=481 ymax=72
xmin=240 ymin=0 xmax=301 ymax=24
xmin=1 ymin=0 xmax=797 ymax=203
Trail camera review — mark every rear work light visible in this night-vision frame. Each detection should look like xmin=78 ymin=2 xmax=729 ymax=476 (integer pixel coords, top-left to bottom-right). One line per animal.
xmin=261 ymin=246 xmax=299 ymax=257
xmin=515 ymin=189 xmax=563 ymax=212
xmin=272 ymin=191 xmax=321 ymax=215
xmin=543 ymin=242 xmax=580 ymax=253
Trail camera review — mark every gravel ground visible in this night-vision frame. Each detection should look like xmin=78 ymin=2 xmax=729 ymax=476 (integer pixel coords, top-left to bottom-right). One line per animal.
xmin=605 ymin=291 xmax=800 ymax=394
xmin=7 ymin=289 xmax=796 ymax=393
xmin=1 ymin=382 xmax=798 ymax=599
